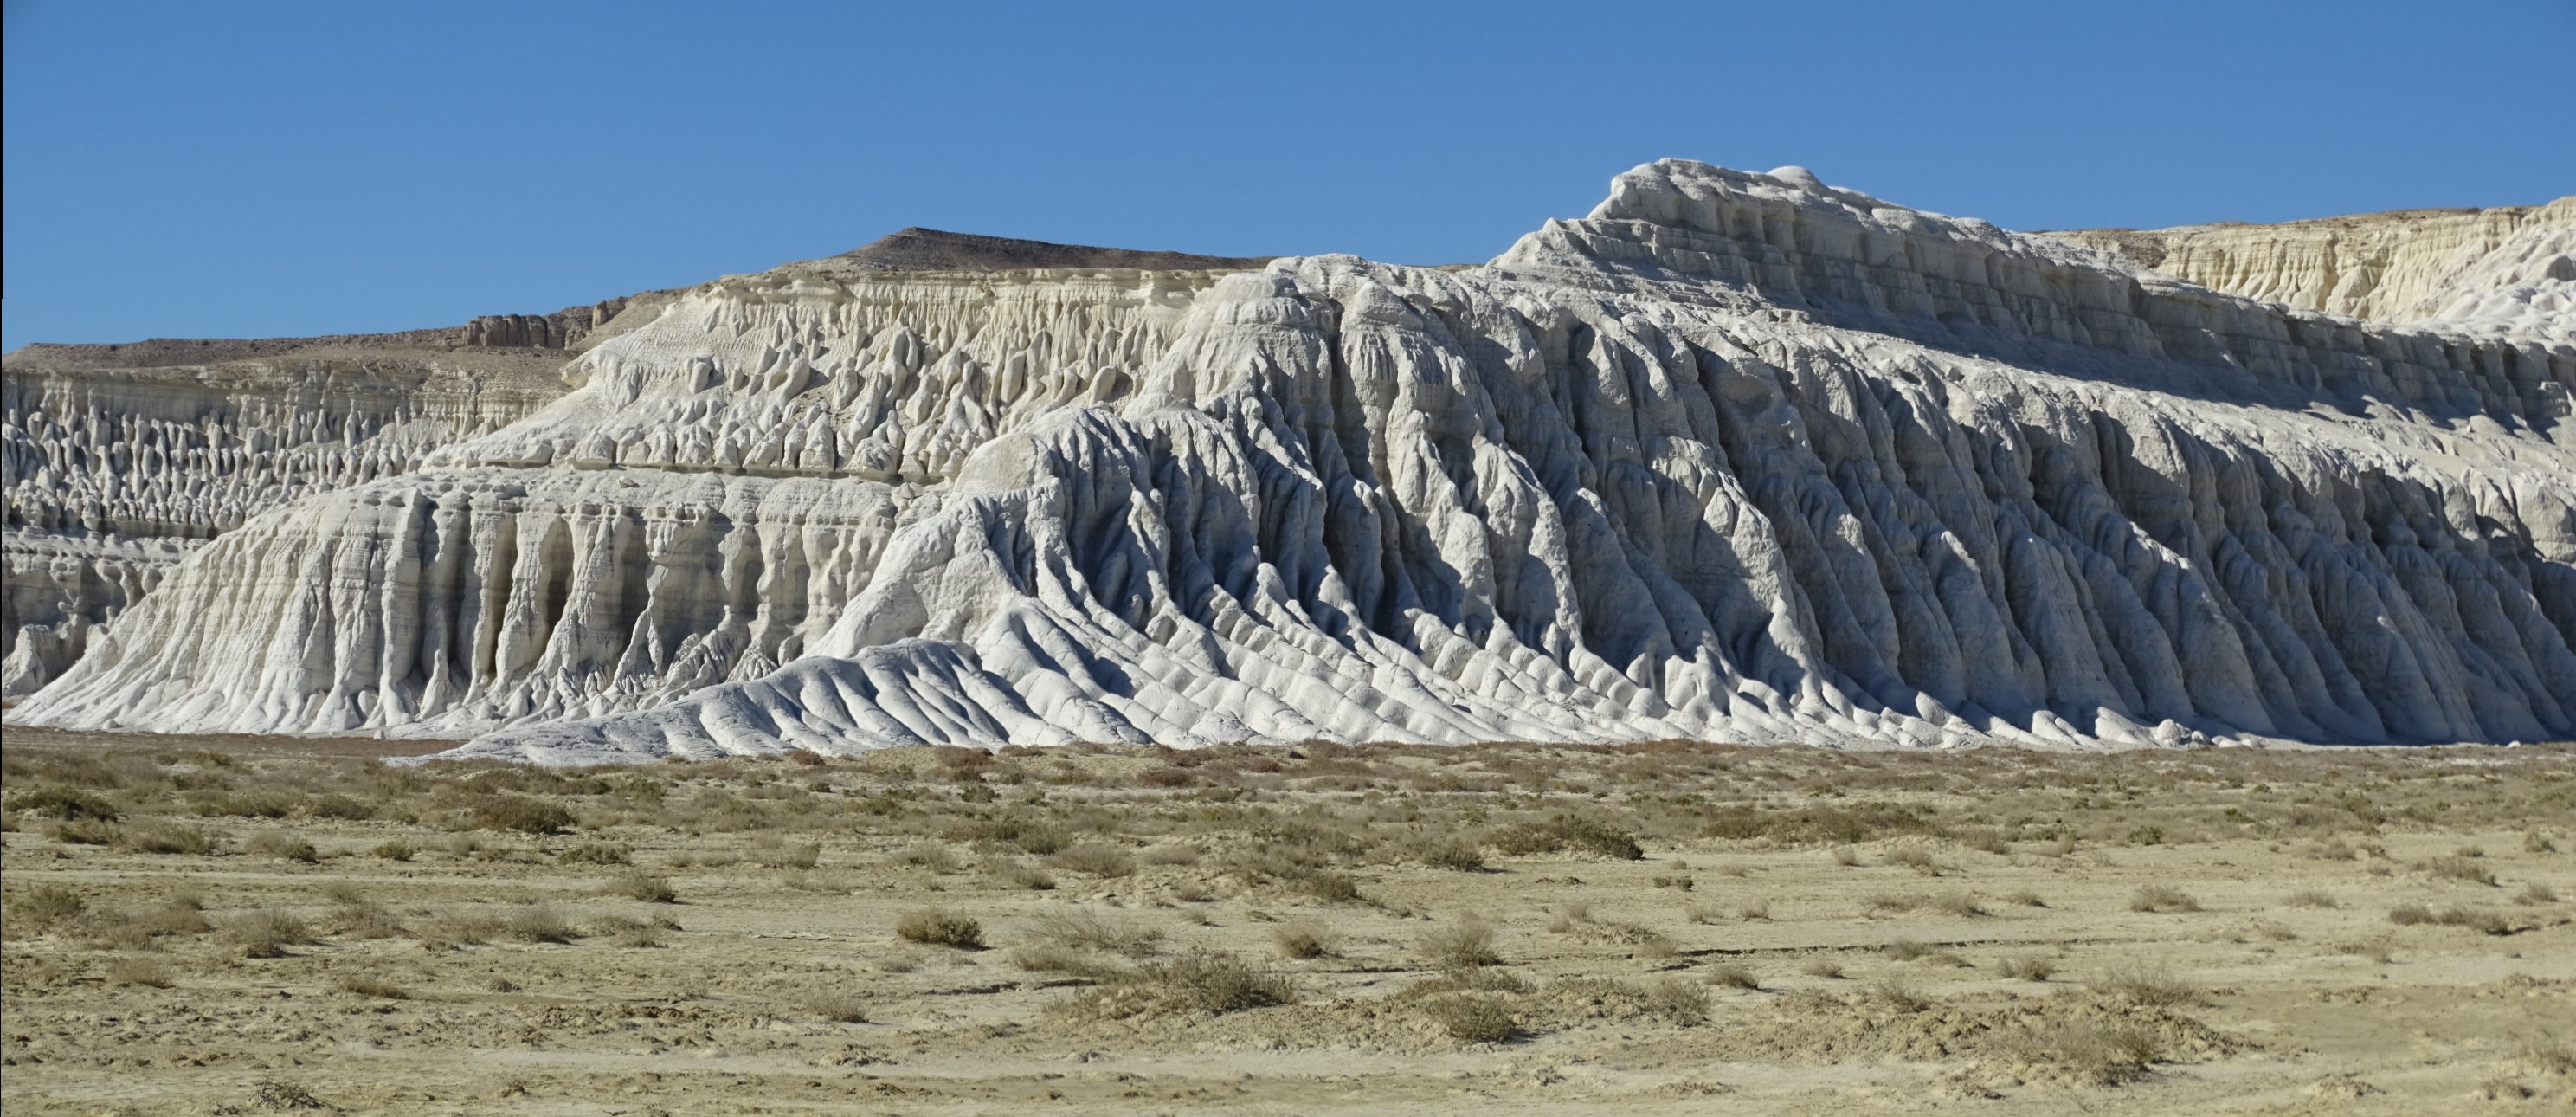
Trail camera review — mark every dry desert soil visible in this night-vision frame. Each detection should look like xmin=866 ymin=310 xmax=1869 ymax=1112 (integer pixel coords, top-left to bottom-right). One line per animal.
xmin=2 ymin=728 xmax=2572 ymax=1115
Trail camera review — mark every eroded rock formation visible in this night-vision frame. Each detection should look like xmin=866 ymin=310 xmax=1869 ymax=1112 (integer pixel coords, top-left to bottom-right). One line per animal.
xmin=2046 ymin=198 xmax=2574 ymax=333
xmin=9 ymin=164 xmax=2572 ymax=760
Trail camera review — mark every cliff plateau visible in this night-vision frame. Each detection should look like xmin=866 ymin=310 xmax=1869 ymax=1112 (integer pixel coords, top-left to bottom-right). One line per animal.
xmin=8 ymin=164 xmax=2572 ymax=761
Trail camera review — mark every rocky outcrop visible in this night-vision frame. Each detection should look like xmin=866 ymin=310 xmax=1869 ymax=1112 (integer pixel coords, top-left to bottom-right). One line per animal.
xmin=11 ymin=163 xmax=2573 ymax=759
xmin=0 ymin=313 xmax=617 ymax=694
xmin=2045 ymin=197 xmax=2575 ymax=332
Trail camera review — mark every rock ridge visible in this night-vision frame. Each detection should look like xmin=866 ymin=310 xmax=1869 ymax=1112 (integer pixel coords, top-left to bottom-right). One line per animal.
xmin=10 ymin=161 xmax=2571 ymax=760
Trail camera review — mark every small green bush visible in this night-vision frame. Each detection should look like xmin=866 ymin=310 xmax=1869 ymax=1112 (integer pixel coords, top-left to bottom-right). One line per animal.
xmin=5 ymin=787 xmax=121 ymax=822
xmin=474 ymin=796 xmax=574 ymax=836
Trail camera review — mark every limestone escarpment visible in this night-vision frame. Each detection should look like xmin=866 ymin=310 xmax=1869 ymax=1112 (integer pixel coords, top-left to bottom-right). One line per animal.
xmin=0 ymin=302 xmax=640 ymax=694
xmin=2045 ymin=197 xmax=2575 ymax=333
xmin=10 ymin=161 xmax=2573 ymax=759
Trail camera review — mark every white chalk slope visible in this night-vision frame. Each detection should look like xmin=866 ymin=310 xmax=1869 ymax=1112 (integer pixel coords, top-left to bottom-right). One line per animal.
xmin=16 ymin=163 xmax=2574 ymax=760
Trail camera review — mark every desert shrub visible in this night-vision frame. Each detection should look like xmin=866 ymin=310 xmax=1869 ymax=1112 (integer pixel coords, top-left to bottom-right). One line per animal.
xmin=1010 ymin=943 xmax=1099 ymax=974
xmin=2515 ymin=882 xmax=2558 ymax=906
xmin=808 ymin=991 xmax=869 ymax=1023
xmin=1046 ymin=843 xmax=1135 ymax=878
xmin=327 ymin=902 xmax=409 ymax=940
xmin=1420 ymin=915 xmax=1502 ymax=968
xmin=755 ymin=841 xmax=821 ymax=870
xmin=1410 ymin=836 xmax=1487 ymax=872
xmin=2003 ymin=1018 xmax=2161 ymax=1085
xmin=10 ymin=881 xmax=89 ymax=928
xmin=602 ymin=872 xmax=677 ymax=903
xmin=245 ymin=832 xmax=319 ymax=863
xmin=1138 ymin=844 xmax=1201 ymax=867
xmin=1133 ymin=950 xmax=1296 ymax=1013
xmin=1995 ymin=955 xmax=2058 ymax=981
xmin=6 ymin=786 xmax=122 ymax=822
xmin=2516 ymin=1039 xmax=2576 ymax=1077
xmin=226 ymin=911 xmax=315 ymax=958
xmin=1487 ymin=815 xmax=1643 ymax=860
xmin=1425 ymin=994 xmax=1517 ymax=1041
xmin=1707 ymin=963 xmax=1761 ymax=990
xmin=371 ymin=840 xmax=415 ymax=862
xmin=1884 ymin=939 xmax=1936 ymax=961
xmin=336 ymin=974 xmax=409 ymax=999
xmin=1700 ymin=801 xmax=1937 ymax=845
xmin=2090 ymin=964 xmax=2201 ymax=1006
xmin=896 ymin=907 xmax=983 ymax=949
xmin=474 ymin=796 xmax=574 ymax=836
xmin=1298 ymin=870 xmax=1362 ymax=903
xmin=1645 ymin=976 xmax=1710 ymax=1023
xmin=306 ymin=794 xmax=376 ymax=821
xmin=51 ymin=818 xmax=119 ymax=845
xmin=2000 ymin=889 xmax=2047 ymax=908
xmin=1831 ymin=847 xmax=1860 ymax=866
xmin=2418 ymin=856 xmax=2496 ymax=886
xmin=142 ymin=898 xmax=213 ymax=938
xmin=1800 ymin=957 xmax=1846 ymax=979
xmin=987 ymin=862 xmax=1057 ymax=891
xmin=113 ymin=823 xmax=217 ymax=856
xmin=1272 ymin=920 xmax=1333 ymax=959
xmin=2128 ymin=885 xmax=2200 ymax=913
xmin=106 ymin=956 xmax=174 ymax=988
xmin=504 ymin=906 xmax=576 ymax=944
xmin=1031 ymin=908 xmax=1163 ymax=957
xmin=1868 ymin=978 xmax=1929 ymax=1012
xmin=193 ymin=791 xmax=295 ymax=819
xmin=2282 ymin=888 xmax=2339 ymax=908
xmin=2390 ymin=905 xmax=2508 ymax=933
xmin=1885 ymin=847 xmax=1944 ymax=875
xmin=556 ymin=843 xmax=631 ymax=866
xmin=896 ymin=843 xmax=963 ymax=872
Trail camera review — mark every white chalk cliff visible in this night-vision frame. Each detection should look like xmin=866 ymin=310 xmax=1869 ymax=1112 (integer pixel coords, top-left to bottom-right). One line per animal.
xmin=8 ymin=163 xmax=2572 ymax=760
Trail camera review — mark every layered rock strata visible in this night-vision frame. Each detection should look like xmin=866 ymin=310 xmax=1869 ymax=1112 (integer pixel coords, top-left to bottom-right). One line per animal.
xmin=0 ymin=301 xmax=647 ymax=694
xmin=2047 ymin=197 xmax=2574 ymax=333
xmin=11 ymin=163 xmax=2573 ymax=761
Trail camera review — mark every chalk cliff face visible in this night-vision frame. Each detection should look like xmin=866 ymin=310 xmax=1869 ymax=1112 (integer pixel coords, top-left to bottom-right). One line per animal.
xmin=10 ymin=163 xmax=2573 ymax=759
xmin=2045 ymin=198 xmax=2575 ymax=333
xmin=0 ymin=295 xmax=667 ymax=694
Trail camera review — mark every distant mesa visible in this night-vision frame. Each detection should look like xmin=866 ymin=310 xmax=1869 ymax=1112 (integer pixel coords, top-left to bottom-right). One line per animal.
xmin=814 ymin=227 xmax=1278 ymax=275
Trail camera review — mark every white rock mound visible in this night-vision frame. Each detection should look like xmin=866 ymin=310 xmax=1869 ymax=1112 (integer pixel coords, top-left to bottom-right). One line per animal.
xmin=11 ymin=162 xmax=2573 ymax=761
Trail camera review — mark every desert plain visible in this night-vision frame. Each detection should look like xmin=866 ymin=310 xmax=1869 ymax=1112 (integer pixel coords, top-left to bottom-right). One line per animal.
xmin=2 ymin=729 xmax=2571 ymax=1115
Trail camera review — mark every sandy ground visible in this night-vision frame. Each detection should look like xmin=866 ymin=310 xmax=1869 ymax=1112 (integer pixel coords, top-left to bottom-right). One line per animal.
xmin=2 ymin=731 xmax=2571 ymax=1115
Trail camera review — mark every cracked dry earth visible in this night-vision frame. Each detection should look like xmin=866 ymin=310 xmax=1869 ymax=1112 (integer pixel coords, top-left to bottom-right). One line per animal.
xmin=2 ymin=730 xmax=2572 ymax=1115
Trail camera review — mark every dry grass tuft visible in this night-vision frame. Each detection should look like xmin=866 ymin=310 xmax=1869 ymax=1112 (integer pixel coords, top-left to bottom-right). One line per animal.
xmin=225 ymin=911 xmax=315 ymax=958
xmin=2090 ymin=964 xmax=2202 ymax=1006
xmin=602 ymin=873 xmax=678 ymax=903
xmin=1420 ymin=914 xmax=1503 ymax=968
xmin=106 ymin=956 xmax=174 ymax=988
xmin=2129 ymin=885 xmax=2201 ymax=913
xmin=807 ymin=991 xmax=869 ymax=1023
xmin=1272 ymin=920 xmax=1333 ymax=959
xmin=896 ymin=907 xmax=983 ymax=949
xmin=1707 ymin=963 xmax=1761 ymax=990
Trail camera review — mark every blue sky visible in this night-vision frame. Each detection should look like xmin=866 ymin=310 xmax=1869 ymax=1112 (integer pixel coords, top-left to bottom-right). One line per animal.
xmin=5 ymin=0 xmax=2572 ymax=351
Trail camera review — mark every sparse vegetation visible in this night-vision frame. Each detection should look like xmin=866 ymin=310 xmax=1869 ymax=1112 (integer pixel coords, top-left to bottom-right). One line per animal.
xmin=3 ymin=731 xmax=2566 ymax=1109
xmin=2128 ymin=885 xmax=2201 ymax=913
xmin=896 ymin=907 xmax=983 ymax=949
xmin=1420 ymin=914 xmax=1503 ymax=968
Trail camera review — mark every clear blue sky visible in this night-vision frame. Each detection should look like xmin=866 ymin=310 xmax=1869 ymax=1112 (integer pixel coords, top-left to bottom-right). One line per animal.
xmin=5 ymin=0 xmax=2572 ymax=352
